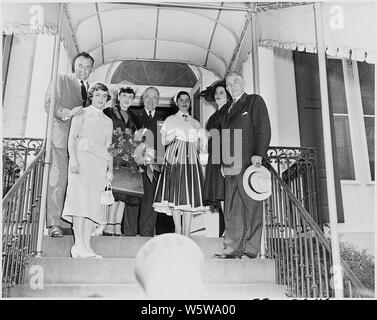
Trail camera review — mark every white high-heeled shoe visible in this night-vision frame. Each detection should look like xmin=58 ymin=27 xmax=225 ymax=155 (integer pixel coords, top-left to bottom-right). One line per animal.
xmin=70 ymin=245 xmax=95 ymax=258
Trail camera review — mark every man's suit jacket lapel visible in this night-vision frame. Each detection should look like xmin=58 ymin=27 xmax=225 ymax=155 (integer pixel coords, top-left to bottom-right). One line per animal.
xmin=70 ymin=74 xmax=83 ymax=105
xmin=141 ymin=109 xmax=151 ymax=126
xmin=139 ymin=109 xmax=158 ymax=130
xmin=226 ymin=93 xmax=247 ymax=126
xmin=217 ymin=102 xmax=230 ymax=128
xmin=142 ymin=109 xmax=162 ymax=125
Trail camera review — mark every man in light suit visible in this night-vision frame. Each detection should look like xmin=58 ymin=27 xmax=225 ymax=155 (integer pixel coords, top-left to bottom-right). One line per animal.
xmin=44 ymin=52 xmax=94 ymax=237
xmin=215 ymin=71 xmax=271 ymax=258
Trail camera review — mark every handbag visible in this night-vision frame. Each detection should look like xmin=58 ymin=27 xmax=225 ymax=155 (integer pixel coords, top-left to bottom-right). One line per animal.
xmin=112 ymin=166 xmax=144 ymax=196
xmin=100 ymin=179 xmax=115 ymax=205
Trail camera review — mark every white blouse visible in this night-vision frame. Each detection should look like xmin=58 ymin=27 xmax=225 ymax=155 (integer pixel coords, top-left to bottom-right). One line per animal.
xmin=161 ymin=110 xmax=207 ymax=147
xmin=73 ymin=105 xmax=113 ymax=161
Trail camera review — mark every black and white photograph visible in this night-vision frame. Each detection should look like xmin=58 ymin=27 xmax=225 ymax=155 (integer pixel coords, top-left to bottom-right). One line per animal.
xmin=1 ymin=0 xmax=376 ymax=302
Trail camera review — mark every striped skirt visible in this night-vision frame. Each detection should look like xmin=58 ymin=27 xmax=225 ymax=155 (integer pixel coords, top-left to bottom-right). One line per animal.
xmin=153 ymin=139 xmax=207 ymax=215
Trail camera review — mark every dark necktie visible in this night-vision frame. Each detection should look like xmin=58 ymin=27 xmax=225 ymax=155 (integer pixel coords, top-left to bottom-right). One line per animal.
xmin=80 ymin=80 xmax=87 ymax=107
xmin=228 ymin=100 xmax=236 ymax=113
xmin=148 ymin=111 xmax=153 ymax=119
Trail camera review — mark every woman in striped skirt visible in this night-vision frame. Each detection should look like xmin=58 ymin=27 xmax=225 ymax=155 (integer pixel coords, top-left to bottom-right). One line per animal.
xmin=153 ymin=91 xmax=208 ymax=236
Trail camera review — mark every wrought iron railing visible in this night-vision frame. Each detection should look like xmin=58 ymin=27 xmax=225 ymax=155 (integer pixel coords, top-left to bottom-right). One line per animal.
xmin=2 ymin=146 xmax=45 ymax=297
xmin=263 ymin=161 xmax=370 ymax=298
xmin=3 ymin=138 xmax=44 ymax=196
xmin=267 ymin=146 xmax=321 ymax=224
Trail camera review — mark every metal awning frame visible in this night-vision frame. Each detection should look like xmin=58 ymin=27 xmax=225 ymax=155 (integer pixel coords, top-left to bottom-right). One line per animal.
xmin=66 ymin=3 xmax=241 ymax=74
xmin=86 ymin=37 xmax=228 ymax=71
xmin=73 ymin=6 xmax=239 ymax=41
xmin=95 ymin=57 xmax=221 ymax=79
xmin=115 ymin=2 xmax=311 ymax=13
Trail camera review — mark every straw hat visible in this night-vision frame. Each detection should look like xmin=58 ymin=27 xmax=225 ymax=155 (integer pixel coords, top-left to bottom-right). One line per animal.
xmin=242 ymin=165 xmax=272 ymax=201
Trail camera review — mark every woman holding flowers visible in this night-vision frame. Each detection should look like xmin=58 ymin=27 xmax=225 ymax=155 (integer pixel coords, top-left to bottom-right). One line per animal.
xmin=62 ymin=82 xmax=113 ymax=258
xmin=103 ymin=86 xmax=141 ymax=236
xmin=153 ymin=91 xmax=208 ymax=237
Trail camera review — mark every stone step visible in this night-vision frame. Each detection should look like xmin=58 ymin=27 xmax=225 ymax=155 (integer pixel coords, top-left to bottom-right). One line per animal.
xmin=11 ymin=283 xmax=287 ymax=299
xmin=41 ymin=235 xmax=224 ymax=258
xmin=24 ymin=257 xmax=276 ymax=285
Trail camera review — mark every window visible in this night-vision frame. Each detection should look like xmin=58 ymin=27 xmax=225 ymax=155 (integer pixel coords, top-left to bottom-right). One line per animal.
xmin=2 ymin=33 xmax=13 ymax=104
xmin=327 ymin=58 xmax=355 ymax=180
xmin=110 ymin=60 xmax=197 ymax=87
xmin=358 ymin=62 xmax=375 ymax=181
xmin=294 ymin=54 xmax=373 ymax=182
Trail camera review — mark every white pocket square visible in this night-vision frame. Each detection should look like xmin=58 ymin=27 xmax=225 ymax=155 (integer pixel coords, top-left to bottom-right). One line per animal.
xmin=242 ymin=111 xmax=248 ymax=115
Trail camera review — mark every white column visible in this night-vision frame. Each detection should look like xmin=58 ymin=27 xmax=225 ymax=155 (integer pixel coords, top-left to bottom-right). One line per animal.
xmin=242 ymin=53 xmax=254 ymax=93
xmin=258 ymin=47 xmax=279 ymax=146
xmin=314 ymin=2 xmax=344 ymax=297
xmin=250 ymin=12 xmax=260 ymax=94
xmin=36 ymin=3 xmax=64 ymax=256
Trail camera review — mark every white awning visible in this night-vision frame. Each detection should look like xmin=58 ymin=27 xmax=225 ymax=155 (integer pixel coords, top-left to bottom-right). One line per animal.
xmin=2 ymin=1 xmax=375 ymax=76
xmin=258 ymin=2 xmax=376 ymax=63
xmin=62 ymin=2 xmax=252 ymax=77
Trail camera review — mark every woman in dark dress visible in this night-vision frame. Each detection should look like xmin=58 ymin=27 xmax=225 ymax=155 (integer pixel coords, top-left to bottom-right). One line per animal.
xmin=202 ymin=80 xmax=232 ymax=237
xmin=103 ymin=86 xmax=141 ymax=236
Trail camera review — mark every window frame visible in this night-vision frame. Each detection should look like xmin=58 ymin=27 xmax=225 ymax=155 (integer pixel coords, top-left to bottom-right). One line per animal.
xmin=326 ymin=57 xmax=375 ymax=184
xmin=352 ymin=60 xmax=375 ymax=184
xmin=327 ymin=56 xmax=358 ymax=182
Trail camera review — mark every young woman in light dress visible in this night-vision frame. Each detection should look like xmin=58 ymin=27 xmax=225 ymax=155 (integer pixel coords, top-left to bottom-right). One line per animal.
xmin=62 ymin=82 xmax=113 ymax=258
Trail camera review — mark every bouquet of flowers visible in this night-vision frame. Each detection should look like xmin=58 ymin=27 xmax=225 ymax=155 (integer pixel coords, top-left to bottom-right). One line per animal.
xmin=108 ymin=127 xmax=161 ymax=183
xmin=108 ymin=127 xmax=138 ymax=168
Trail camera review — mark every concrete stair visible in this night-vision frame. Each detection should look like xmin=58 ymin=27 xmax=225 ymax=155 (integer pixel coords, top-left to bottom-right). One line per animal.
xmin=11 ymin=235 xmax=287 ymax=299
xmin=11 ymin=283 xmax=286 ymax=299
xmin=40 ymin=235 xmax=224 ymax=258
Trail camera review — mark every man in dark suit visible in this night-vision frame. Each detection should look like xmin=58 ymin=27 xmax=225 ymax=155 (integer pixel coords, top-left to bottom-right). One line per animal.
xmin=134 ymin=87 xmax=174 ymax=236
xmin=44 ymin=52 xmax=94 ymax=237
xmin=216 ymin=71 xmax=271 ymax=259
